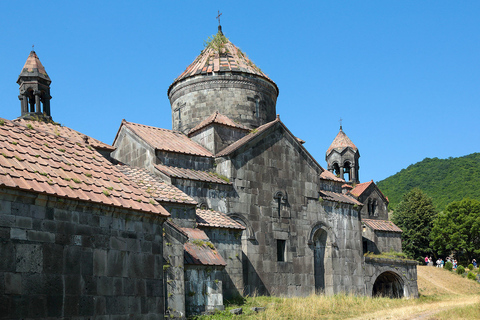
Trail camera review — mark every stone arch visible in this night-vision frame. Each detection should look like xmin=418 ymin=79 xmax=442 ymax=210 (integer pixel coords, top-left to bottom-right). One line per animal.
xmin=372 ymin=271 xmax=404 ymax=298
xmin=308 ymin=222 xmax=335 ymax=294
xmin=227 ymin=213 xmax=255 ymax=241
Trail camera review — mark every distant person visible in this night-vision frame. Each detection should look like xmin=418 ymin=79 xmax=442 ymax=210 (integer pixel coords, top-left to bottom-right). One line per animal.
xmin=473 ymin=259 xmax=477 ymax=268
xmin=425 ymin=256 xmax=429 ymax=265
xmin=436 ymin=258 xmax=441 ymax=267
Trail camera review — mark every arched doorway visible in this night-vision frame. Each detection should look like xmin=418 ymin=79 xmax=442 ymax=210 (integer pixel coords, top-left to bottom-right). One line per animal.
xmin=313 ymin=228 xmax=329 ymax=293
xmin=372 ymin=271 xmax=404 ymax=298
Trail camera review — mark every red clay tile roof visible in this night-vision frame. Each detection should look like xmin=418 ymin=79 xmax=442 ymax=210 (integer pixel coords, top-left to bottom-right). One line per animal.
xmin=18 ymin=51 xmax=50 ymax=81
xmin=349 ymin=180 xmax=374 ymax=198
xmin=181 ymin=227 xmax=227 ymax=266
xmin=319 ymin=170 xmax=345 ymax=182
xmin=188 ymin=111 xmax=249 ymax=136
xmin=154 ymin=163 xmax=231 ymax=185
xmin=342 ymin=184 xmax=353 ymax=189
xmin=363 ymin=219 xmax=402 ymax=233
xmin=116 ymin=165 xmax=197 ymax=205
xmin=196 ymin=209 xmax=245 ymax=230
xmin=216 ymin=117 xmax=280 ymax=157
xmin=119 ymin=120 xmax=213 ymax=157
xmin=14 ymin=119 xmax=115 ymax=151
xmin=327 ymin=127 xmax=358 ymax=155
xmin=319 ymin=191 xmax=363 ymax=206
xmin=169 ymin=32 xmax=277 ymax=94
xmin=0 ymin=118 xmax=169 ymax=217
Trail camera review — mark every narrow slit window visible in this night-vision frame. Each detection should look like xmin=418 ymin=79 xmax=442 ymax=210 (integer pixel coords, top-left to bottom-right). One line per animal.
xmin=277 ymin=239 xmax=286 ymax=262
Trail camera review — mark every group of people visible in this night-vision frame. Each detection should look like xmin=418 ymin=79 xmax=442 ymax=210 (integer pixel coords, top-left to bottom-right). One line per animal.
xmin=424 ymin=256 xmax=478 ymax=269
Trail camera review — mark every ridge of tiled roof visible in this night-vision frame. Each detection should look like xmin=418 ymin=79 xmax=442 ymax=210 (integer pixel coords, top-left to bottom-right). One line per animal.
xmin=154 ymin=163 xmax=231 ymax=185
xmin=169 ymin=32 xmax=277 ymax=93
xmin=181 ymin=227 xmax=227 ymax=266
xmin=326 ymin=127 xmax=358 ymax=155
xmin=120 ymin=120 xmax=213 ymax=157
xmin=18 ymin=51 xmax=50 ymax=81
xmin=14 ymin=119 xmax=115 ymax=151
xmin=216 ymin=116 xmax=281 ymax=157
xmin=196 ymin=208 xmax=245 ymax=230
xmin=116 ymin=164 xmax=197 ymax=205
xmin=349 ymin=180 xmax=374 ymax=198
xmin=188 ymin=111 xmax=249 ymax=136
xmin=0 ymin=118 xmax=169 ymax=217
xmin=319 ymin=170 xmax=345 ymax=183
xmin=362 ymin=219 xmax=403 ymax=233
xmin=319 ymin=190 xmax=362 ymax=206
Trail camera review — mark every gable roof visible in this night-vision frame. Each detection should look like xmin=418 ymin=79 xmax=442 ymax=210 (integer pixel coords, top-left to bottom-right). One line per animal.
xmin=0 ymin=118 xmax=168 ymax=217
xmin=169 ymin=31 xmax=277 ymax=95
xmin=327 ymin=127 xmax=358 ymax=155
xmin=14 ymin=119 xmax=115 ymax=152
xmin=116 ymin=164 xmax=197 ymax=205
xmin=320 ymin=169 xmax=345 ymax=183
xmin=319 ymin=190 xmax=362 ymax=206
xmin=188 ymin=111 xmax=249 ymax=136
xmin=362 ymin=219 xmax=402 ymax=233
xmin=116 ymin=120 xmax=213 ymax=157
xmin=181 ymin=227 xmax=227 ymax=266
xmin=18 ymin=50 xmax=50 ymax=82
xmin=196 ymin=209 xmax=245 ymax=230
xmin=349 ymin=180 xmax=389 ymax=203
xmin=155 ymin=163 xmax=231 ymax=185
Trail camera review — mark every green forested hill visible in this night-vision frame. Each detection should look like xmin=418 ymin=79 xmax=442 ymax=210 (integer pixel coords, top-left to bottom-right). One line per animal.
xmin=376 ymin=153 xmax=480 ymax=212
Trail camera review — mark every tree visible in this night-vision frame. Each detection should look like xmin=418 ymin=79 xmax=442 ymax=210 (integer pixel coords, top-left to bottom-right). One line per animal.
xmin=431 ymin=198 xmax=480 ymax=265
xmin=392 ymin=188 xmax=437 ymax=261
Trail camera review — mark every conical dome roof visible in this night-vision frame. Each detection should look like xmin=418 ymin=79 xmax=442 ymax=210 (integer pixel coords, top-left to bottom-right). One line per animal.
xmin=17 ymin=51 xmax=51 ymax=83
xmin=326 ymin=127 xmax=358 ymax=155
xmin=169 ymin=30 xmax=277 ymax=93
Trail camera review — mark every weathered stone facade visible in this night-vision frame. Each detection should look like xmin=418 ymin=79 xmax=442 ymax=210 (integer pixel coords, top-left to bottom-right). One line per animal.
xmin=0 ymin=188 xmax=166 ymax=319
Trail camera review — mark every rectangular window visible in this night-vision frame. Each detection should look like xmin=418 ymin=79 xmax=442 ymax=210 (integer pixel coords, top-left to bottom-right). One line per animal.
xmin=277 ymin=239 xmax=286 ymax=262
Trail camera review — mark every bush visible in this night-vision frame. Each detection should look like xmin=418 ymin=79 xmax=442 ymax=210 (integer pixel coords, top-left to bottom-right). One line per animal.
xmin=468 ymin=263 xmax=474 ymax=270
xmin=467 ymin=271 xmax=477 ymax=280
xmin=456 ymin=265 xmax=465 ymax=275
xmin=445 ymin=261 xmax=453 ymax=271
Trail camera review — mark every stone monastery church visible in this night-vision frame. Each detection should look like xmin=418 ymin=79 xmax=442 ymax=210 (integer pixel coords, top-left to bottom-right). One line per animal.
xmin=0 ymin=24 xmax=418 ymax=318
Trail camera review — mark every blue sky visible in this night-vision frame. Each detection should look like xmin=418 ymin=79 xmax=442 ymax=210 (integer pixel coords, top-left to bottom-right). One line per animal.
xmin=1 ymin=1 xmax=479 ymax=183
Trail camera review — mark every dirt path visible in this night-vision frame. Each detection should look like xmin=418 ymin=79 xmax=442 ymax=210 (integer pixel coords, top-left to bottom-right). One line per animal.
xmin=348 ymin=295 xmax=480 ymax=320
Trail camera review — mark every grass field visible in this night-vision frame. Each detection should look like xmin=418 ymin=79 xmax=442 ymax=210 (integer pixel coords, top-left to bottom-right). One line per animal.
xmin=193 ymin=266 xmax=480 ymax=319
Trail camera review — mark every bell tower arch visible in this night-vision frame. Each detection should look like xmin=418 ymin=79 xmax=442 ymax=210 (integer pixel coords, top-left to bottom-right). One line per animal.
xmin=326 ymin=125 xmax=360 ymax=184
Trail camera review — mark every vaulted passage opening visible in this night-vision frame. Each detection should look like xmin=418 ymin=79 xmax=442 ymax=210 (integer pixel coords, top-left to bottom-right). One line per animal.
xmin=313 ymin=228 xmax=330 ymax=293
xmin=372 ymin=271 xmax=403 ymax=298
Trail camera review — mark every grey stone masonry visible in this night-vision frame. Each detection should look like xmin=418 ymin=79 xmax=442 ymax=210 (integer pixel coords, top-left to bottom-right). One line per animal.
xmin=168 ymin=74 xmax=278 ymax=134
xmin=0 ymin=188 xmax=166 ymax=319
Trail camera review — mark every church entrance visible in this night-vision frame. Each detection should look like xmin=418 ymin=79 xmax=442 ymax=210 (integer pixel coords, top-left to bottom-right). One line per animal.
xmin=313 ymin=228 xmax=330 ymax=293
xmin=372 ymin=271 xmax=404 ymax=298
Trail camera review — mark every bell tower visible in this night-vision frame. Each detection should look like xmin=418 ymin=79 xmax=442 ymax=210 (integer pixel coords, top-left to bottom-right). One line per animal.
xmin=17 ymin=50 xmax=52 ymax=120
xmin=326 ymin=125 xmax=360 ymax=184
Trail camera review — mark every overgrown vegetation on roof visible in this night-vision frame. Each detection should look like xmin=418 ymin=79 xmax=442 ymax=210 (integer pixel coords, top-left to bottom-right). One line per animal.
xmin=204 ymin=32 xmax=229 ymax=53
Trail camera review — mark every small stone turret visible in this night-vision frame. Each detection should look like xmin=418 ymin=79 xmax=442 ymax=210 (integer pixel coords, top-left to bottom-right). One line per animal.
xmin=326 ymin=126 xmax=360 ymax=184
xmin=17 ymin=50 xmax=52 ymax=120
xmin=168 ymin=28 xmax=279 ymax=134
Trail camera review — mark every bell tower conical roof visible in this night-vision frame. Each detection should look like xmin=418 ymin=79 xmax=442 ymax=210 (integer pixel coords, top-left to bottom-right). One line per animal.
xmin=326 ymin=126 xmax=360 ymax=184
xmin=167 ymin=26 xmax=279 ymax=134
xmin=326 ymin=126 xmax=358 ymax=155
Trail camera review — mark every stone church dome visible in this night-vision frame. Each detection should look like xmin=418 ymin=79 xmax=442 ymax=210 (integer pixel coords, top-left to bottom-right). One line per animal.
xmin=167 ymin=26 xmax=279 ymax=134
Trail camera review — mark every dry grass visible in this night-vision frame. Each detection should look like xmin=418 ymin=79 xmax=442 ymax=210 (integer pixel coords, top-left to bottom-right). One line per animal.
xmin=195 ymin=266 xmax=480 ymax=319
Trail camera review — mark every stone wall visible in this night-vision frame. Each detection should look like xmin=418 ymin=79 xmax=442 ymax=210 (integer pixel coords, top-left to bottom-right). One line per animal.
xmin=363 ymin=229 xmax=402 ymax=254
xmin=112 ymin=126 xmax=157 ymax=172
xmin=155 ymin=151 xmax=213 ymax=172
xmin=184 ymin=265 xmax=224 ymax=315
xmin=201 ymin=227 xmax=243 ymax=299
xmin=358 ymin=187 xmax=389 ymax=221
xmin=0 ymin=188 xmax=166 ymax=319
xmin=168 ymin=74 xmax=278 ymax=134
xmin=190 ymin=125 xmax=248 ymax=155
xmin=214 ymin=125 xmax=365 ymax=296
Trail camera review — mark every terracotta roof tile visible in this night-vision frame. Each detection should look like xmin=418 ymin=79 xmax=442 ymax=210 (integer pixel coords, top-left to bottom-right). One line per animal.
xmin=363 ymin=219 xmax=403 ymax=233
xmin=349 ymin=180 xmax=374 ymax=197
xmin=196 ymin=209 xmax=245 ymax=230
xmin=154 ymin=164 xmax=231 ymax=185
xmin=320 ymin=170 xmax=345 ymax=182
xmin=0 ymin=118 xmax=169 ymax=217
xmin=327 ymin=127 xmax=358 ymax=155
xmin=117 ymin=165 xmax=197 ymax=205
xmin=319 ymin=190 xmax=363 ymax=206
xmin=120 ymin=120 xmax=213 ymax=157
xmin=14 ymin=119 xmax=115 ymax=151
xmin=188 ymin=111 xmax=249 ymax=136
xmin=18 ymin=51 xmax=50 ymax=81
xmin=181 ymin=227 xmax=226 ymax=266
